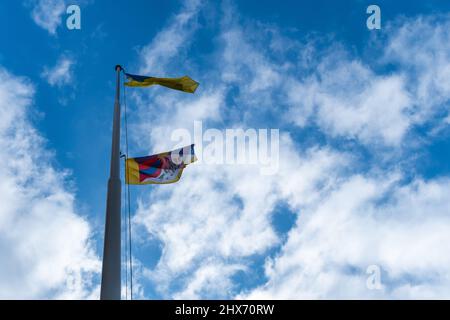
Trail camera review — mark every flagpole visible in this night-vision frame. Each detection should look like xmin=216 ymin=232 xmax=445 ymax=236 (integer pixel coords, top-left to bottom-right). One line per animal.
xmin=100 ymin=65 xmax=122 ymax=300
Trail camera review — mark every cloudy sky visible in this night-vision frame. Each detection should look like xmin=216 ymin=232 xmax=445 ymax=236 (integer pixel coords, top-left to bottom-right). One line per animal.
xmin=1 ymin=0 xmax=450 ymax=299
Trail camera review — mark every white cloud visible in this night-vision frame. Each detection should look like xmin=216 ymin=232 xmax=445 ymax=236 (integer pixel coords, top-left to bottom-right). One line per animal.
xmin=218 ymin=18 xmax=285 ymax=112
xmin=444 ymin=115 xmax=450 ymax=124
xmin=41 ymin=55 xmax=75 ymax=87
xmin=172 ymin=261 xmax=245 ymax=299
xmin=134 ymin=134 xmax=348 ymax=298
xmin=137 ymin=0 xmax=202 ymax=75
xmin=29 ymin=0 xmax=66 ymax=35
xmin=243 ymin=176 xmax=450 ymax=299
xmin=131 ymin=89 xmax=224 ymax=152
xmin=130 ymin=3 xmax=450 ymax=300
xmin=384 ymin=15 xmax=450 ymax=113
xmin=0 ymin=66 xmax=100 ymax=299
xmin=287 ymin=58 xmax=412 ymax=146
xmin=240 ymin=15 xmax=450 ymax=298
xmin=217 ymin=12 xmax=450 ymax=148
xmin=287 ymin=15 xmax=450 ymax=147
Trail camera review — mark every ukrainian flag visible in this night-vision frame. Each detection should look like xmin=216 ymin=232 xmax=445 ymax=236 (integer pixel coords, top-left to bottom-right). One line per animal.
xmin=124 ymin=73 xmax=199 ymax=93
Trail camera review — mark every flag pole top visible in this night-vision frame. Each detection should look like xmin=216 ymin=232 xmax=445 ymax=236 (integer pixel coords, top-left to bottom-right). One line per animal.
xmin=115 ymin=65 xmax=123 ymax=72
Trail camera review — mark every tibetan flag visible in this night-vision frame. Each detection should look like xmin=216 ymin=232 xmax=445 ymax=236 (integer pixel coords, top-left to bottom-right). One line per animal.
xmin=126 ymin=144 xmax=197 ymax=185
xmin=124 ymin=73 xmax=199 ymax=93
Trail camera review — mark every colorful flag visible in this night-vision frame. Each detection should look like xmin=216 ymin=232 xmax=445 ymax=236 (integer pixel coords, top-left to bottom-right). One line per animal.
xmin=124 ymin=73 xmax=199 ymax=93
xmin=125 ymin=144 xmax=197 ymax=185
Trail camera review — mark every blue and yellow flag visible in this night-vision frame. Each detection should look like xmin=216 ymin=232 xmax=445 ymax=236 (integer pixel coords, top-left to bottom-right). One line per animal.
xmin=126 ymin=145 xmax=196 ymax=185
xmin=124 ymin=73 xmax=199 ymax=93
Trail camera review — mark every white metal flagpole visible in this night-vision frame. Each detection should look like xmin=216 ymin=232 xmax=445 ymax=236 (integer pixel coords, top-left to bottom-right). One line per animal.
xmin=100 ymin=65 xmax=123 ymax=300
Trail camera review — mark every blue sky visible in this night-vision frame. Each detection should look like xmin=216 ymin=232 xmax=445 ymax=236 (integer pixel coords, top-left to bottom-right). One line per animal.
xmin=1 ymin=0 xmax=450 ymax=299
